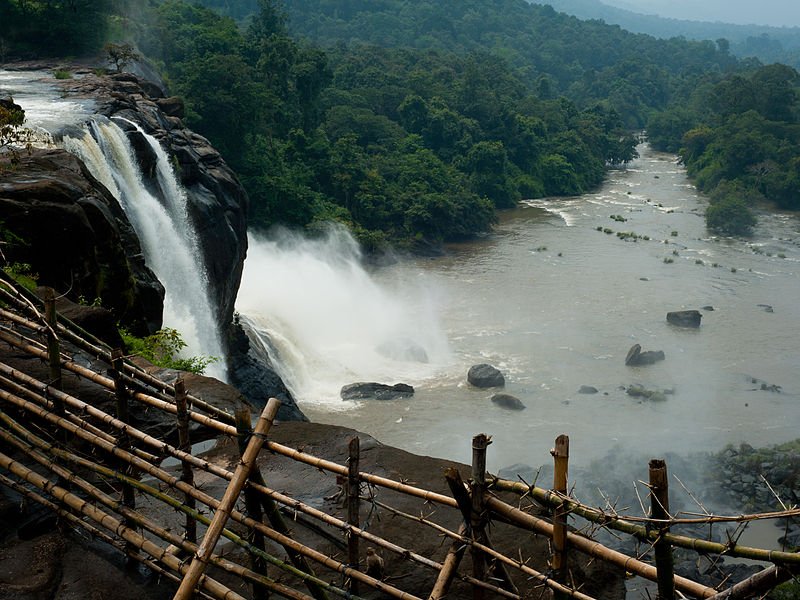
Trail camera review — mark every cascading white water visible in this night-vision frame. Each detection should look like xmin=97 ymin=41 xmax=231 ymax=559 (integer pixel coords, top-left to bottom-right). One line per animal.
xmin=61 ymin=118 xmax=227 ymax=380
xmin=236 ymin=226 xmax=451 ymax=405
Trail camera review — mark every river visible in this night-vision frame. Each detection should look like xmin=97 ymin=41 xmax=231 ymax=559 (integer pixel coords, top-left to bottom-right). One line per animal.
xmin=239 ymin=143 xmax=800 ymax=476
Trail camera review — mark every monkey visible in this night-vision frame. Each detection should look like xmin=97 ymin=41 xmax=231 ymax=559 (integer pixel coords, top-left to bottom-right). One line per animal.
xmin=365 ymin=547 xmax=385 ymax=580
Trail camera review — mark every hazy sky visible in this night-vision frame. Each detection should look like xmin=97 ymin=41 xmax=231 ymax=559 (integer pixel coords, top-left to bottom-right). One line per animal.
xmin=603 ymin=0 xmax=800 ymax=28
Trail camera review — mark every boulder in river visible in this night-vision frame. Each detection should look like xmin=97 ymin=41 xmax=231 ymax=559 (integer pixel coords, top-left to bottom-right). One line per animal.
xmin=490 ymin=393 xmax=525 ymax=410
xmin=578 ymin=385 xmax=599 ymax=394
xmin=467 ymin=364 xmax=505 ymax=388
xmin=666 ymin=310 xmax=702 ymax=328
xmin=341 ymin=382 xmax=415 ymax=401
xmin=625 ymin=344 xmax=665 ymax=366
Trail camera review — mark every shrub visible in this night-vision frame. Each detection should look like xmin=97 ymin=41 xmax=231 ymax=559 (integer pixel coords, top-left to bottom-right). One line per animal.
xmin=120 ymin=327 xmax=217 ymax=374
xmin=706 ymin=195 xmax=756 ymax=236
xmin=53 ymin=70 xmax=72 ymax=79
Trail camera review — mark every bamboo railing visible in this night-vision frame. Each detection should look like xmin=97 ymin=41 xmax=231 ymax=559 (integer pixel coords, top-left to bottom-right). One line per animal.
xmin=0 ymin=273 xmax=798 ymax=600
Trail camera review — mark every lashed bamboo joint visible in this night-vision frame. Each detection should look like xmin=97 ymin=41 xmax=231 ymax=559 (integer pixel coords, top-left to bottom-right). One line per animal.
xmin=0 ymin=271 xmax=797 ymax=600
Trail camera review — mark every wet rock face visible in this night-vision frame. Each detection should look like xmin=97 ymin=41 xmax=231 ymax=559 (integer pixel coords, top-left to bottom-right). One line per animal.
xmin=468 ymin=363 xmax=505 ymax=388
xmin=0 ymin=149 xmax=164 ymax=334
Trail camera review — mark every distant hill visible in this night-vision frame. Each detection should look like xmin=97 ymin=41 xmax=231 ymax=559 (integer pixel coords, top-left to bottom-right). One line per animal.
xmin=528 ymin=0 xmax=800 ymax=67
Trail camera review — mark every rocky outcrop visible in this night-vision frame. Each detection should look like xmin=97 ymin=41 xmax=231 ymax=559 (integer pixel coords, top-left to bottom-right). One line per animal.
xmin=57 ymin=71 xmax=248 ymax=330
xmin=341 ymin=382 xmax=415 ymax=401
xmin=667 ymin=310 xmax=702 ymax=328
xmin=376 ymin=338 xmax=429 ymax=363
xmin=0 ymin=149 xmax=164 ymax=334
xmin=468 ymin=363 xmax=505 ymax=388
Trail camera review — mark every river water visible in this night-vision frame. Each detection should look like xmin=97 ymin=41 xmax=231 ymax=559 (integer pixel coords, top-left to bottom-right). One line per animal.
xmin=240 ymin=143 xmax=800 ymax=475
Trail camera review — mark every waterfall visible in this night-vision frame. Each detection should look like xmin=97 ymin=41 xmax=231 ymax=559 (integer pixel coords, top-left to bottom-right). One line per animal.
xmin=61 ymin=117 xmax=227 ymax=380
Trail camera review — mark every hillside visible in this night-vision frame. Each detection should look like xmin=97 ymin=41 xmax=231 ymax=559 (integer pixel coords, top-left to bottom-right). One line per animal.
xmin=527 ymin=0 xmax=800 ymax=68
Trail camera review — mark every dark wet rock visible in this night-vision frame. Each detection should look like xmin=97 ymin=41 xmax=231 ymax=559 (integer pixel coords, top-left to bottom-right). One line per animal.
xmin=155 ymin=96 xmax=184 ymax=119
xmin=667 ymin=310 xmax=702 ymax=328
xmin=625 ymin=344 xmax=665 ymax=366
xmin=701 ymin=305 xmax=714 ymax=311
xmin=227 ymin=317 xmax=306 ymax=422
xmin=53 ymin=293 xmax=125 ymax=348
xmin=490 ymin=393 xmax=525 ymax=410
xmin=578 ymin=385 xmax=599 ymax=394
xmin=468 ymin=363 xmax=505 ymax=388
xmin=757 ymin=304 xmax=774 ymax=313
xmin=376 ymin=338 xmax=429 ymax=363
xmin=0 ymin=149 xmax=164 ymax=335
xmin=341 ymin=382 xmax=415 ymax=401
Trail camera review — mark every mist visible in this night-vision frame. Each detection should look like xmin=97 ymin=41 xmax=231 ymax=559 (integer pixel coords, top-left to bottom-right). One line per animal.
xmin=235 ymin=225 xmax=452 ymax=406
xmin=603 ymin=0 xmax=800 ymax=27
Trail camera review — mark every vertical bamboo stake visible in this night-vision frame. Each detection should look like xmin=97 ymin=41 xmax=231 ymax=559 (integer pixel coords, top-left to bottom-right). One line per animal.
xmin=42 ymin=287 xmax=62 ymax=394
xmin=173 ymin=398 xmax=280 ymax=600
xmin=471 ymin=433 xmax=490 ymax=600
xmin=347 ymin=436 xmax=361 ymax=595
xmin=551 ymin=434 xmax=570 ymax=596
xmin=649 ymin=459 xmax=675 ymax=600
xmin=235 ymin=406 xmax=269 ymax=600
xmin=175 ymin=377 xmax=197 ymax=545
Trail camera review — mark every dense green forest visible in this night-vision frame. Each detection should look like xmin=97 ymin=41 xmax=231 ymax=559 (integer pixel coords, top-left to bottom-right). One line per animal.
xmin=3 ymin=0 xmax=797 ymax=242
xmin=648 ymin=63 xmax=800 ymax=235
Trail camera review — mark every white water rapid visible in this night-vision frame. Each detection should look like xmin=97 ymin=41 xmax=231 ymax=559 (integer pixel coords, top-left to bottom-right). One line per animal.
xmin=61 ymin=118 xmax=227 ymax=380
xmin=236 ymin=226 xmax=450 ymax=406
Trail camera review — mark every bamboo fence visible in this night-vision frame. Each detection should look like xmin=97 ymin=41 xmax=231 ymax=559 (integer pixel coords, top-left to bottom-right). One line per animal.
xmin=0 ymin=271 xmax=798 ymax=600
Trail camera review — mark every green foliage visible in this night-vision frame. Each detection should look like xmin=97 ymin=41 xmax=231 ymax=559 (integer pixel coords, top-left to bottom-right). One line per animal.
xmin=706 ymin=183 xmax=758 ymax=236
xmin=0 ymin=0 xmax=115 ymax=57
xmin=1 ymin=263 xmax=38 ymax=293
xmin=53 ymin=70 xmax=73 ymax=80
xmin=137 ymin=0 xmax=635 ymax=250
xmin=770 ymin=581 xmax=800 ymax=600
xmin=120 ymin=327 xmax=218 ymax=375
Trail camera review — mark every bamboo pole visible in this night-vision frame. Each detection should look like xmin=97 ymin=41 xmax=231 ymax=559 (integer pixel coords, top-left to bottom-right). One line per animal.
xmin=347 ymin=436 xmax=361 ymax=595
xmin=235 ymin=406 xmax=269 ymax=600
xmin=175 ymin=398 xmax=280 ymax=600
xmin=489 ymin=477 xmax=800 ymax=563
xmin=705 ymin=565 xmax=795 ymax=600
xmin=0 ymin=451 xmax=246 ymax=600
xmin=485 ymin=496 xmax=716 ymax=598
xmin=175 ymin=376 xmax=197 ymax=545
xmin=470 ymin=434 xmax=490 ymax=599
xmin=376 ymin=498 xmax=597 ymax=600
xmin=649 ymin=459 xmax=675 ymax=600
xmin=0 ymin=412 xmax=352 ymax=600
xmin=552 ymin=434 xmax=570 ymax=596
xmin=0 ymin=421 xmax=320 ymax=600
xmin=428 ymin=523 xmax=468 ymax=600
xmin=42 ymin=287 xmax=62 ymax=393
xmin=111 ymin=347 xmax=138 ymax=560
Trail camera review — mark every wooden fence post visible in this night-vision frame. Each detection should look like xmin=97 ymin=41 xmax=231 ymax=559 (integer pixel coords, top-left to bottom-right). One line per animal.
xmin=649 ymin=458 xmax=675 ymax=600
xmin=235 ymin=406 xmax=269 ymax=600
xmin=551 ymin=434 xmax=570 ymax=596
xmin=347 ymin=436 xmax=361 ymax=595
xmin=175 ymin=377 xmax=196 ymax=545
xmin=471 ymin=433 xmax=491 ymax=600
xmin=42 ymin=287 xmax=62 ymax=395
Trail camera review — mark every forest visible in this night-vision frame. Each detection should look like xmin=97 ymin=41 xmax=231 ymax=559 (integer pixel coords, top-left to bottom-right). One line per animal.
xmin=1 ymin=0 xmax=798 ymax=241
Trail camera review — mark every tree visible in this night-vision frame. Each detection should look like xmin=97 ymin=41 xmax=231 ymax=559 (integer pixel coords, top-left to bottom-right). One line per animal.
xmin=104 ymin=42 xmax=140 ymax=73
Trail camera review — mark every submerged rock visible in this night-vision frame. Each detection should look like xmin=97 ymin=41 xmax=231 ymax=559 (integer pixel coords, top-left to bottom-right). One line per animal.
xmin=376 ymin=338 xmax=429 ymax=363
xmin=578 ymin=385 xmax=599 ymax=394
xmin=341 ymin=382 xmax=415 ymax=401
xmin=468 ymin=363 xmax=505 ymax=388
xmin=666 ymin=310 xmax=702 ymax=328
xmin=626 ymin=385 xmax=673 ymax=401
xmin=490 ymin=393 xmax=525 ymax=410
xmin=625 ymin=344 xmax=665 ymax=366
